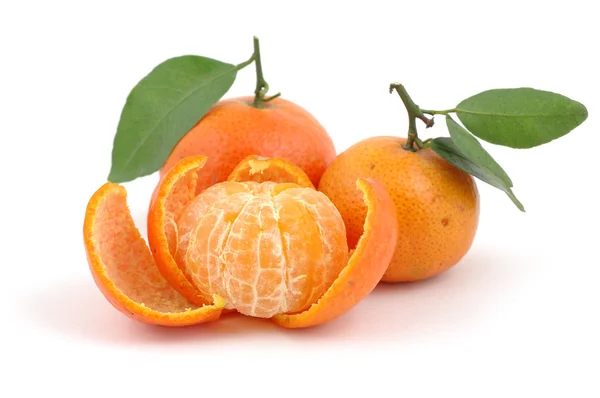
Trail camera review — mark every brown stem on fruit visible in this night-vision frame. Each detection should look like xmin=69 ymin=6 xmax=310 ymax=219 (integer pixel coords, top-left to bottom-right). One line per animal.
xmin=389 ymin=83 xmax=434 ymax=151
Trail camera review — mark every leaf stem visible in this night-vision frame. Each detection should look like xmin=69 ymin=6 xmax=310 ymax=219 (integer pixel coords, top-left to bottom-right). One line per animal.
xmin=235 ymin=54 xmax=255 ymax=71
xmin=389 ymin=83 xmax=434 ymax=151
xmin=421 ymin=108 xmax=456 ymax=115
xmin=252 ymin=36 xmax=280 ymax=108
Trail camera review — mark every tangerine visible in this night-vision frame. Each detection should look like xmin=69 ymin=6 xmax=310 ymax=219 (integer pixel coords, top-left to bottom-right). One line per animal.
xmin=159 ymin=96 xmax=337 ymax=193
xmin=176 ymin=180 xmax=348 ymax=318
xmin=318 ymin=136 xmax=480 ymax=282
xmin=85 ymin=155 xmax=399 ymax=328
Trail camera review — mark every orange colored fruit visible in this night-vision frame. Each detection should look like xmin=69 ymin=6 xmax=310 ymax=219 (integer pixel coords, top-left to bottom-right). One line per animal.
xmin=84 ymin=154 xmax=398 ymax=328
xmin=146 ymin=155 xmax=316 ymax=308
xmin=176 ymin=179 xmax=349 ymax=318
xmin=159 ymin=96 xmax=337 ymax=193
xmin=143 ymin=155 xmax=399 ymax=328
xmin=83 ymin=182 xmax=224 ymax=327
xmin=318 ymin=136 xmax=480 ymax=283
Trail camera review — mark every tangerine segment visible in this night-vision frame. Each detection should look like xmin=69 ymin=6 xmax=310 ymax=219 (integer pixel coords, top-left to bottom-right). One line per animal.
xmin=176 ymin=181 xmax=349 ymax=319
xmin=148 ymin=156 xmax=208 ymax=307
xmin=271 ymin=178 xmax=398 ymax=328
xmin=83 ymin=182 xmax=224 ymax=327
xmin=227 ymin=155 xmax=315 ymax=188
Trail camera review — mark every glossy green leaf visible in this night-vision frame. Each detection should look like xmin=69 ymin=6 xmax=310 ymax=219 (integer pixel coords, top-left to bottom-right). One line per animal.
xmin=455 ymin=88 xmax=588 ymax=148
xmin=429 ymin=137 xmax=524 ymax=211
xmin=446 ymin=115 xmax=513 ymax=187
xmin=108 ymin=55 xmax=238 ymax=183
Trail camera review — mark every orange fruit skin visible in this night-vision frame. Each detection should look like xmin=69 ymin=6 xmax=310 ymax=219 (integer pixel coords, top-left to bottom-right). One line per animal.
xmin=159 ymin=96 xmax=337 ymax=193
xmin=84 ymin=182 xmax=224 ymax=327
xmin=227 ymin=155 xmax=315 ymax=189
xmin=272 ymin=177 xmax=398 ymax=328
xmin=318 ymin=136 xmax=480 ymax=282
xmin=148 ymin=156 xmax=209 ymax=307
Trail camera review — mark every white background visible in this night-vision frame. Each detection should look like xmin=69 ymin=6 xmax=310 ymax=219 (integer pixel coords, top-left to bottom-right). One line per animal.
xmin=2 ymin=1 xmax=598 ymax=397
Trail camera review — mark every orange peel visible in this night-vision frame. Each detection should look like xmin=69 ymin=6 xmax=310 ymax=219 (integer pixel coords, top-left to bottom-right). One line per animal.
xmin=227 ymin=154 xmax=315 ymax=188
xmin=83 ymin=182 xmax=224 ymax=327
xmin=271 ymin=177 xmax=398 ymax=328
xmin=147 ymin=156 xmax=209 ymax=306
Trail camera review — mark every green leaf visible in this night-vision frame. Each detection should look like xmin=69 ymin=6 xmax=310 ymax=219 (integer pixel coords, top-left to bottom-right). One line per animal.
xmin=455 ymin=88 xmax=588 ymax=148
xmin=429 ymin=137 xmax=525 ymax=211
xmin=446 ymin=115 xmax=513 ymax=187
xmin=108 ymin=55 xmax=238 ymax=183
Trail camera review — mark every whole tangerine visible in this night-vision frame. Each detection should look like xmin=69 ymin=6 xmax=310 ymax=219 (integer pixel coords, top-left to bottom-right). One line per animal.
xmin=159 ymin=96 xmax=337 ymax=193
xmin=318 ymin=136 xmax=480 ymax=282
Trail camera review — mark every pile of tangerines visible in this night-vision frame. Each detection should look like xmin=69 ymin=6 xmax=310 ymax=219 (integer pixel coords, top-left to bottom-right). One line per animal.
xmin=84 ymin=95 xmax=478 ymax=329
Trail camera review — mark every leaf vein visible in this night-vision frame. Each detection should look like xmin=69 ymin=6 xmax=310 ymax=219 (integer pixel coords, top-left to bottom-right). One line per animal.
xmin=456 ymin=110 xmax=582 ymax=117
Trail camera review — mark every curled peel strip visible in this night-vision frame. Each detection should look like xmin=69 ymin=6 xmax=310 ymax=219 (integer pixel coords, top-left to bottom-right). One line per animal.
xmin=271 ymin=177 xmax=398 ymax=328
xmin=83 ymin=180 xmax=224 ymax=327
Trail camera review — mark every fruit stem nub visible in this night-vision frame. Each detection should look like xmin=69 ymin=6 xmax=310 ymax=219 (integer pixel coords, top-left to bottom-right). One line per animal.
xmin=252 ymin=36 xmax=280 ymax=108
xmin=389 ymin=83 xmax=434 ymax=151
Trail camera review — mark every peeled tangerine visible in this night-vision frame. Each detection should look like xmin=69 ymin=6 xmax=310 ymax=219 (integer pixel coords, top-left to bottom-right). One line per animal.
xmin=84 ymin=155 xmax=398 ymax=328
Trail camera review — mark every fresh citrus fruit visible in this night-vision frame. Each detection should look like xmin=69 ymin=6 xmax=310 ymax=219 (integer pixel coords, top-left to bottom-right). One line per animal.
xmin=159 ymin=96 xmax=337 ymax=193
xmin=318 ymin=136 xmax=480 ymax=283
xmin=83 ymin=182 xmax=225 ymax=327
xmin=175 ymin=180 xmax=348 ymax=318
xmin=144 ymin=155 xmax=398 ymax=328
xmin=147 ymin=155 xmax=316 ymax=308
